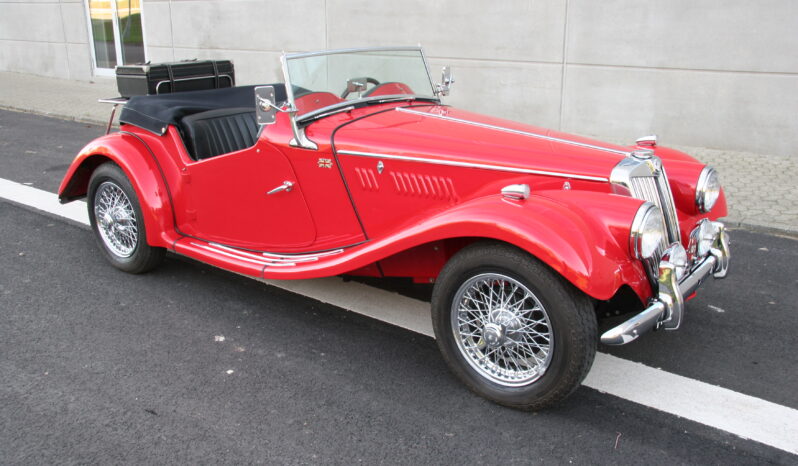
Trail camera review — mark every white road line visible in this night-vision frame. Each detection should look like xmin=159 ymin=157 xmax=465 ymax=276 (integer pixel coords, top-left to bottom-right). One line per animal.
xmin=0 ymin=178 xmax=88 ymax=225
xmin=1 ymin=177 xmax=796 ymax=455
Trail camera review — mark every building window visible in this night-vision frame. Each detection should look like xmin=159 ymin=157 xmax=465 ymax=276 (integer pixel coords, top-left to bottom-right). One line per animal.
xmin=86 ymin=0 xmax=146 ymax=75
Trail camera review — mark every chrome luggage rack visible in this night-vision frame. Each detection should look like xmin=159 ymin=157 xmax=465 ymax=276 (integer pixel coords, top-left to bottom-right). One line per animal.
xmin=98 ymin=96 xmax=129 ymax=135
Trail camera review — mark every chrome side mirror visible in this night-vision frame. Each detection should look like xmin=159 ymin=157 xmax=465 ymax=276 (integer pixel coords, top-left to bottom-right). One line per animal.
xmin=255 ymin=85 xmax=277 ymax=125
xmin=345 ymin=78 xmax=368 ymax=95
xmin=436 ymin=66 xmax=454 ymax=96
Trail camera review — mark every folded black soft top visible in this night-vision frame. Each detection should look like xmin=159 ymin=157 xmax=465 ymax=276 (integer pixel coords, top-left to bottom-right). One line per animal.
xmin=119 ymin=84 xmax=287 ymax=135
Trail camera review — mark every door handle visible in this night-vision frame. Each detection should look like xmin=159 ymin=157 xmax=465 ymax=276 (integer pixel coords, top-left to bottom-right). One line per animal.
xmin=267 ymin=181 xmax=294 ymax=195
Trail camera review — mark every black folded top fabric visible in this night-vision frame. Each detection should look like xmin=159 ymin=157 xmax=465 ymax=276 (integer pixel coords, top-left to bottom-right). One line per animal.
xmin=119 ymin=84 xmax=287 ymax=135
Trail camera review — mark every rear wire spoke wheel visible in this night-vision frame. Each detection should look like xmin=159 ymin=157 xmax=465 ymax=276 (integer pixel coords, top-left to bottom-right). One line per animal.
xmin=432 ymin=242 xmax=597 ymax=410
xmin=88 ymin=162 xmax=165 ymax=274
xmin=94 ymin=181 xmax=138 ymax=258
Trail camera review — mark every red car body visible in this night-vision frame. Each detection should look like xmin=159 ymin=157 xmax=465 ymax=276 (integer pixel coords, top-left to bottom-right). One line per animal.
xmin=59 ymin=101 xmax=725 ymax=302
xmin=58 ymin=47 xmax=730 ymax=409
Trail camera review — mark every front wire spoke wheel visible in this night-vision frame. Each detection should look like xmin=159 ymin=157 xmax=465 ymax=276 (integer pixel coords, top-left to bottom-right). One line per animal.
xmin=94 ymin=181 xmax=138 ymax=258
xmin=451 ymin=273 xmax=553 ymax=387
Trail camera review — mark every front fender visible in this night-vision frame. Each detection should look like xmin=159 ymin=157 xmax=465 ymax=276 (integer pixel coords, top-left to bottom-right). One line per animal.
xmin=58 ymin=132 xmax=176 ymax=248
xmin=423 ymin=190 xmax=650 ymax=301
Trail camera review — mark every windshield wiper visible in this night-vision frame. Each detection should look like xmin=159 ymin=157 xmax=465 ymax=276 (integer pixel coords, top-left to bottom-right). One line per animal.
xmin=297 ymin=95 xmax=440 ymax=125
xmin=367 ymin=96 xmax=439 ymax=106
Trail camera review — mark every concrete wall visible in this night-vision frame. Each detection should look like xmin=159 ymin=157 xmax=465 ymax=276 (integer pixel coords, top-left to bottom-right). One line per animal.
xmin=0 ymin=0 xmax=94 ymax=81
xmin=2 ymin=0 xmax=796 ymax=155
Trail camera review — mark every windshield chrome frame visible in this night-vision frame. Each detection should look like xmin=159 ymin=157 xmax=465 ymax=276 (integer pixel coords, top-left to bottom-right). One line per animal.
xmin=280 ymin=46 xmax=441 ymax=124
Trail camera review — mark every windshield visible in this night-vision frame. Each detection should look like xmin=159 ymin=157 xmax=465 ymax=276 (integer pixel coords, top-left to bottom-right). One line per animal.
xmin=283 ymin=48 xmax=437 ymax=120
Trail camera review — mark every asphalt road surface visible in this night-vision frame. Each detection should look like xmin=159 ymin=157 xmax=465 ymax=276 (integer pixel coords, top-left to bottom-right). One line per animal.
xmin=1 ymin=109 xmax=797 ymax=464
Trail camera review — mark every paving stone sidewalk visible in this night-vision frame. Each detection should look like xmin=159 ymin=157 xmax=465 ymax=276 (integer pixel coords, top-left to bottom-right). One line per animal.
xmin=1 ymin=71 xmax=795 ymax=234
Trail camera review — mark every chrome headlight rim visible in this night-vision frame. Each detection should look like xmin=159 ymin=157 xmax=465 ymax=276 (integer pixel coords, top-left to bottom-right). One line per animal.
xmin=696 ymin=166 xmax=720 ymax=213
xmin=630 ymin=202 xmax=665 ymax=260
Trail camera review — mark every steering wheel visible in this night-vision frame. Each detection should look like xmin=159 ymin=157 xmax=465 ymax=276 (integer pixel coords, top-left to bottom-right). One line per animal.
xmin=341 ymin=77 xmax=380 ymax=99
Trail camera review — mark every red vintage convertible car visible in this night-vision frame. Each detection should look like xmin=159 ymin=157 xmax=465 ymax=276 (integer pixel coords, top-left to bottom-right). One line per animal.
xmin=59 ymin=47 xmax=730 ymax=409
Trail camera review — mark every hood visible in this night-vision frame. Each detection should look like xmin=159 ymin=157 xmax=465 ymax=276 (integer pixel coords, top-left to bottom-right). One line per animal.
xmin=331 ymin=105 xmax=633 ymax=182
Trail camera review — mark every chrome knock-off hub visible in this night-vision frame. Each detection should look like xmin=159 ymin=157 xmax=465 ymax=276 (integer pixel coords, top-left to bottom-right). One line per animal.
xmin=482 ymin=323 xmax=504 ymax=347
xmin=482 ymin=309 xmax=522 ymax=347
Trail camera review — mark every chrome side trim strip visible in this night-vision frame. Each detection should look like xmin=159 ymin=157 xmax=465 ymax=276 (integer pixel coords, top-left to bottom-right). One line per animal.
xmin=192 ymin=242 xmax=271 ymax=266
xmin=396 ymin=107 xmax=631 ymax=156
xmin=337 ymin=150 xmax=609 ymax=182
xmin=261 ymin=248 xmax=345 ymax=260
xmin=191 ymin=242 xmax=344 ymax=267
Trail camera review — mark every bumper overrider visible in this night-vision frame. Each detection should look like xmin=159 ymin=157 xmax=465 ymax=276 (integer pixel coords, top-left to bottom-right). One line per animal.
xmin=601 ymin=220 xmax=731 ymax=345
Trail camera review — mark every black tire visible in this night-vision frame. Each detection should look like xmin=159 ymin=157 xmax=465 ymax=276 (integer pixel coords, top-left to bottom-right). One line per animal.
xmin=431 ymin=241 xmax=597 ymax=410
xmin=87 ymin=162 xmax=165 ymax=274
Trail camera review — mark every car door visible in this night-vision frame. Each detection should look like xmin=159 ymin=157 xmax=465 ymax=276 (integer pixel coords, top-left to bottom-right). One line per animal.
xmin=175 ymin=141 xmax=316 ymax=251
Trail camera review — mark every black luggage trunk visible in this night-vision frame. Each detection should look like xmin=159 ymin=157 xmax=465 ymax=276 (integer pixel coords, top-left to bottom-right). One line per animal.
xmin=116 ymin=59 xmax=235 ymax=98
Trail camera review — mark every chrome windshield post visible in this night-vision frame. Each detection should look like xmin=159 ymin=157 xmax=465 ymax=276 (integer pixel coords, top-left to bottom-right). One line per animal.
xmin=279 ymin=53 xmax=318 ymax=150
xmin=288 ymin=114 xmax=319 ymax=150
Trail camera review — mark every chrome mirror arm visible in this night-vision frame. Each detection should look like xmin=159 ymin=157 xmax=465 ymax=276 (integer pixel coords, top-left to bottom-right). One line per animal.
xmin=257 ymin=95 xmax=291 ymax=113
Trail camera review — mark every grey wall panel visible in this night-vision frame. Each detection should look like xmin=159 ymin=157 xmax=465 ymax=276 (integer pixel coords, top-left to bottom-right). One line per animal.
xmin=566 ymin=0 xmax=798 ymax=73
xmin=60 ymin=2 xmax=89 ymax=44
xmin=141 ymin=1 xmax=173 ymax=48
xmin=0 ymin=40 xmax=69 ymax=78
xmin=326 ymin=0 xmax=567 ymax=63
xmin=167 ymin=0 xmax=325 ymax=52
xmin=0 ymin=3 xmax=67 ymax=43
xmin=66 ymin=42 xmax=92 ymax=81
xmin=0 ymin=0 xmax=794 ymax=155
xmin=561 ymin=65 xmax=798 ymax=154
xmin=430 ymin=58 xmax=563 ymax=130
xmin=146 ymin=45 xmax=175 ymax=63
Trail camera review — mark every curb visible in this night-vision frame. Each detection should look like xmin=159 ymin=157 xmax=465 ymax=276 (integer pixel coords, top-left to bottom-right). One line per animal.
xmin=0 ymin=104 xmax=107 ymax=127
xmin=724 ymin=219 xmax=798 ymax=239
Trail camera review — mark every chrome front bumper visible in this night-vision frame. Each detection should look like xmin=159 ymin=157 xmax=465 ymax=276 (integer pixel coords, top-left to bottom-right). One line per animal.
xmin=600 ymin=221 xmax=730 ymax=345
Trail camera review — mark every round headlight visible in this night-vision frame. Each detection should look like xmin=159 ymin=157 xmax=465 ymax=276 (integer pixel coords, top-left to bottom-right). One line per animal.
xmin=631 ymin=203 xmax=665 ymax=259
xmin=664 ymin=244 xmax=689 ymax=281
xmin=668 ymin=244 xmax=687 ymax=280
xmin=696 ymin=219 xmax=715 ymax=257
xmin=696 ymin=167 xmax=720 ymax=213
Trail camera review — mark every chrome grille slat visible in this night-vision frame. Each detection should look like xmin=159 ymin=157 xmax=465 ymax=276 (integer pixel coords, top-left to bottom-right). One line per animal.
xmin=628 ymin=173 xmax=680 ymax=244
xmin=611 ymin=154 xmax=682 ymax=293
xmin=629 ymin=176 xmax=670 ymax=255
xmin=655 ymin=167 xmax=681 ymax=243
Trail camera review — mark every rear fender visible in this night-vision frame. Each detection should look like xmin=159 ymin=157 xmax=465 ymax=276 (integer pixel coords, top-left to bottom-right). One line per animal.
xmin=58 ymin=132 xmax=176 ymax=248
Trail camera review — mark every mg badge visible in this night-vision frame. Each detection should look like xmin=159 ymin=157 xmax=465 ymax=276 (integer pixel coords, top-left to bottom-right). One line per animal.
xmin=317 ymin=158 xmax=333 ymax=169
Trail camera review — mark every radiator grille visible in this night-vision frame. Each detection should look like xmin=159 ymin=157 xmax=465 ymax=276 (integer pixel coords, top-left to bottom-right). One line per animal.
xmin=628 ymin=169 xmax=681 ymax=253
